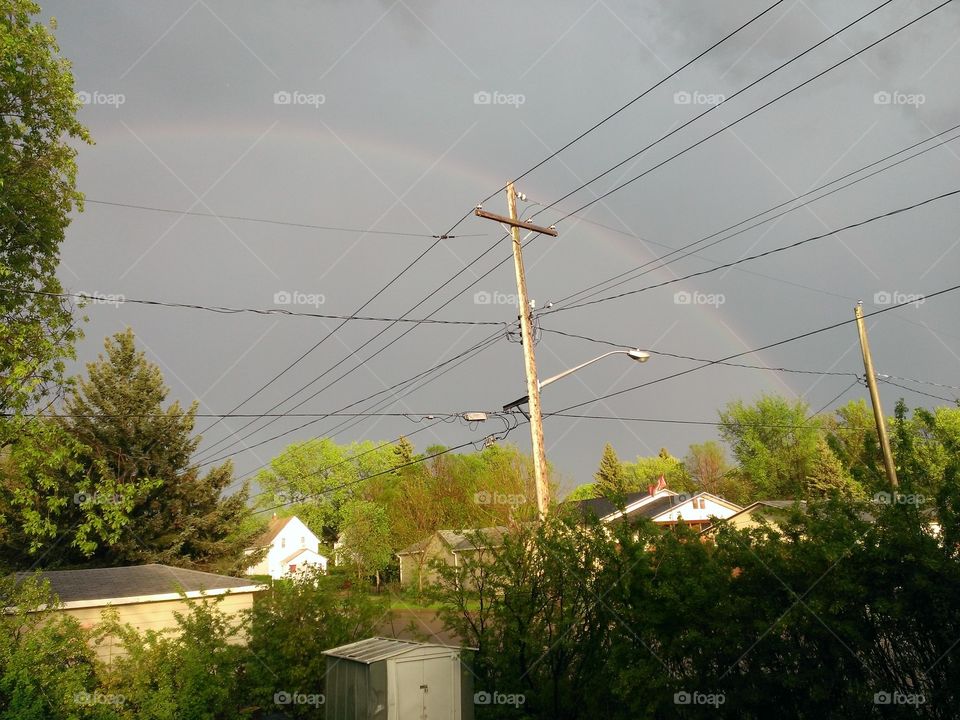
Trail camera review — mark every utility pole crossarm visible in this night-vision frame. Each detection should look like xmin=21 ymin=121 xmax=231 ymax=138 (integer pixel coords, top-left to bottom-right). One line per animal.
xmin=473 ymin=207 xmax=558 ymax=237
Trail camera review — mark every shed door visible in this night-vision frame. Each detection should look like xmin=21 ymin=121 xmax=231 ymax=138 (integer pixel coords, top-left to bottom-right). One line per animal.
xmin=394 ymin=656 xmax=453 ymax=720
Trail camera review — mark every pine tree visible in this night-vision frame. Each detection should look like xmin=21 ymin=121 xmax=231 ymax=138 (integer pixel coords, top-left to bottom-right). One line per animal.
xmin=57 ymin=329 xmax=261 ymax=572
xmin=594 ymin=443 xmax=626 ymax=498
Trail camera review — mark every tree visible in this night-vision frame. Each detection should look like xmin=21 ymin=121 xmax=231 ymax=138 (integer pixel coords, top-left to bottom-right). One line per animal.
xmin=684 ymin=441 xmax=730 ymax=494
xmin=0 ymin=1 xmax=91 ymax=430
xmin=718 ymin=394 xmax=822 ymax=499
xmin=624 ymin=447 xmax=695 ymax=494
xmin=0 ymin=574 xmax=104 ymax=719
xmin=337 ymin=499 xmax=392 ymax=585
xmin=593 ymin=443 xmax=626 ymax=497
xmin=2 ymin=329 xmax=261 ymax=571
xmin=243 ymin=568 xmax=384 ymax=717
xmin=823 ymin=398 xmax=885 ymax=491
xmin=254 ymin=437 xmax=395 ymax=544
xmin=564 ymin=483 xmax=599 ymax=501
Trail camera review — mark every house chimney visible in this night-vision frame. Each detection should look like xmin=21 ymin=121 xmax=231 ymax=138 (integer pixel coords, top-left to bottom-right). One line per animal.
xmin=648 ymin=484 xmax=655 ymax=496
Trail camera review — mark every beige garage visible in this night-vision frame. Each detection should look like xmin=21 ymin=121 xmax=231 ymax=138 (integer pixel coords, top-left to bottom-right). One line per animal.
xmin=17 ymin=563 xmax=264 ymax=662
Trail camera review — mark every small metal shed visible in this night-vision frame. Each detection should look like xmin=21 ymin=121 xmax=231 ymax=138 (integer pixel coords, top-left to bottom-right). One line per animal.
xmin=323 ymin=637 xmax=475 ymax=720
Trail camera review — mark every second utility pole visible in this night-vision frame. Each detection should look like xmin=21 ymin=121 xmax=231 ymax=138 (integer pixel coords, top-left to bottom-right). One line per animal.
xmin=475 ymin=183 xmax=557 ymax=515
xmin=854 ymin=301 xmax=899 ymax=489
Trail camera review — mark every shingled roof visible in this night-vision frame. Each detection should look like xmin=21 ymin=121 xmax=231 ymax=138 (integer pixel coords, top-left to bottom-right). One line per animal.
xmin=249 ymin=515 xmax=295 ymax=548
xmin=14 ymin=564 xmax=262 ymax=607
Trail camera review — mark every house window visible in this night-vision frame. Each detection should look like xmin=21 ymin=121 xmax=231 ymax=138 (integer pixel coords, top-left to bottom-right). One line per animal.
xmin=281 ymin=538 xmax=286 ymax=549
xmin=289 ymin=564 xmax=297 ymax=573
xmin=300 ymin=536 xmax=305 ymax=547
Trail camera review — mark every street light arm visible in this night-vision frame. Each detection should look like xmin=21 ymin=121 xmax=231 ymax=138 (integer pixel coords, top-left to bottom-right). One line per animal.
xmin=502 ymin=349 xmax=649 ymax=412
xmin=539 ymin=350 xmax=634 ymax=390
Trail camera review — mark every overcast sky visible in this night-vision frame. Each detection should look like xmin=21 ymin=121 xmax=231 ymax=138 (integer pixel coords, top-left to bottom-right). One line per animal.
xmin=44 ymin=0 xmax=960 ymax=494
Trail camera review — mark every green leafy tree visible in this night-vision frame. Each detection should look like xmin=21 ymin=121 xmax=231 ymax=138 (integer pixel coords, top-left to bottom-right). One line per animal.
xmin=719 ymin=393 xmax=822 ymax=499
xmin=255 ymin=437 xmax=395 ymax=544
xmin=0 ymin=0 xmax=90 ymax=430
xmin=337 ymin=498 xmax=392 ymax=585
xmin=0 ymin=574 xmax=106 ymax=720
xmin=243 ymin=568 xmax=384 ymax=717
xmin=824 ymin=398 xmax=885 ymax=491
xmin=564 ymin=483 xmax=598 ymax=501
xmin=624 ymin=447 xmax=695 ymax=494
xmin=99 ymin=595 xmax=246 ymax=720
xmin=593 ymin=443 xmax=626 ymax=497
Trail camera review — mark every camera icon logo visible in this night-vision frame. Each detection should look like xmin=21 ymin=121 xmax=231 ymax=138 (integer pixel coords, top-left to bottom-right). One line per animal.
xmin=873 ymin=290 xmax=891 ymax=305
xmin=473 ymin=691 xmax=492 ymax=705
xmin=674 ymin=291 xmax=692 ymax=305
xmin=274 ymin=290 xmax=292 ymax=305
xmin=674 ymin=691 xmax=692 ymax=705
xmin=673 ymin=90 xmax=692 ymax=105
xmin=274 ymin=91 xmax=292 ymax=105
xmin=274 ymin=691 xmax=292 ymax=705
xmin=873 ymin=91 xmax=892 ymax=105
xmin=474 ymin=291 xmax=492 ymax=305
xmin=75 ymin=91 xmax=92 ymax=106
xmin=474 ymin=91 xmax=492 ymax=105
xmin=873 ymin=691 xmax=892 ymax=705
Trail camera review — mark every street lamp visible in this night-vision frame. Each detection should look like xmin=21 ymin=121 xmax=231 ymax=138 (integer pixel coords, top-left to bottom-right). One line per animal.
xmin=503 ymin=349 xmax=650 ymax=412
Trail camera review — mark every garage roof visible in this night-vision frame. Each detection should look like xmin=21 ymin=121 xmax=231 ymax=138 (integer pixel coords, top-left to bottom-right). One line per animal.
xmin=323 ymin=637 xmax=467 ymax=664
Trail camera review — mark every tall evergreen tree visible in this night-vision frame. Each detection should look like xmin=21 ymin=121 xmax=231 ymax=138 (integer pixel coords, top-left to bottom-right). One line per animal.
xmin=53 ymin=329 xmax=261 ymax=572
xmin=594 ymin=443 xmax=626 ymax=498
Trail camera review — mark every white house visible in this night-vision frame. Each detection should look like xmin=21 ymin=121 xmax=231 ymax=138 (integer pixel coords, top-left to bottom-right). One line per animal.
xmin=245 ymin=515 xmax=328 ymax=579
xmin=566 ymin=487 xmax=742 ymax=533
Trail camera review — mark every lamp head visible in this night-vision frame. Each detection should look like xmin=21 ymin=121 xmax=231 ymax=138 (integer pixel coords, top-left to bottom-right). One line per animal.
xmin=628 ymin=349 xmax=651 ymax=362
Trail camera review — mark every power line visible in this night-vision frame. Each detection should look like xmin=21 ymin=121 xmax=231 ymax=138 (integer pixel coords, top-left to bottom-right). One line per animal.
xmin=544 ymin=412 xmax=870 ymax=432
xmin=877 ymin=374 xmax=960 ymax=393
xmin=878 ymin=377 xmax=959 ymax=404
xmin=198 ymin=328 xmax=508 ymax=467
xmin=543 ymin=282 xmax=960 ymax=416
xmin=250 ymin=419 xmax=523 ymax=517
xmin=0 ymin=287 xmax=506 ymax=326
xmin=477 ymin=0 xmax=791 ymax=206
xmin=84 ymin=199 xmax=484 ymax=239
xmin=544 ymin=0 xmax=951 ymax=225
xmin=543 ymin=188 xmax=960 ymax=314
xmin=539 ymin=327 xmax=859 ymax=377
xmin=544 ymin=122 xmax=960 ymax=309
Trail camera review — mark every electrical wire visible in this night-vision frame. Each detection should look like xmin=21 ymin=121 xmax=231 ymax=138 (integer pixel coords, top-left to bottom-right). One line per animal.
xmin=476 ymin=0 xmax=791 ymax=206
xmin=0 ymin=287 xmax=506 ymax=326
xmin=544 ymin=283 xmax=960 ymax=416
xmin=544 ymin=122 xmax=960 ymax=309
xmin=544 ymin=0 xmax=952 ymax=225
xmin=542 ymin=188 xmax=960 ymax=315
xmin=539 ymin=327 xmax=860 ymax=377
xmin=84 ymin=199 xmax=484 ymax=239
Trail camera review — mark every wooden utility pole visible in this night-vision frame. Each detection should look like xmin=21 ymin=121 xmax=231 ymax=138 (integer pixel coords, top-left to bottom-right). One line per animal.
xmin=854 ymin=301 xmax=899 ymax=489
xmin=475 ymin=184 xmax=557 ymax=515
